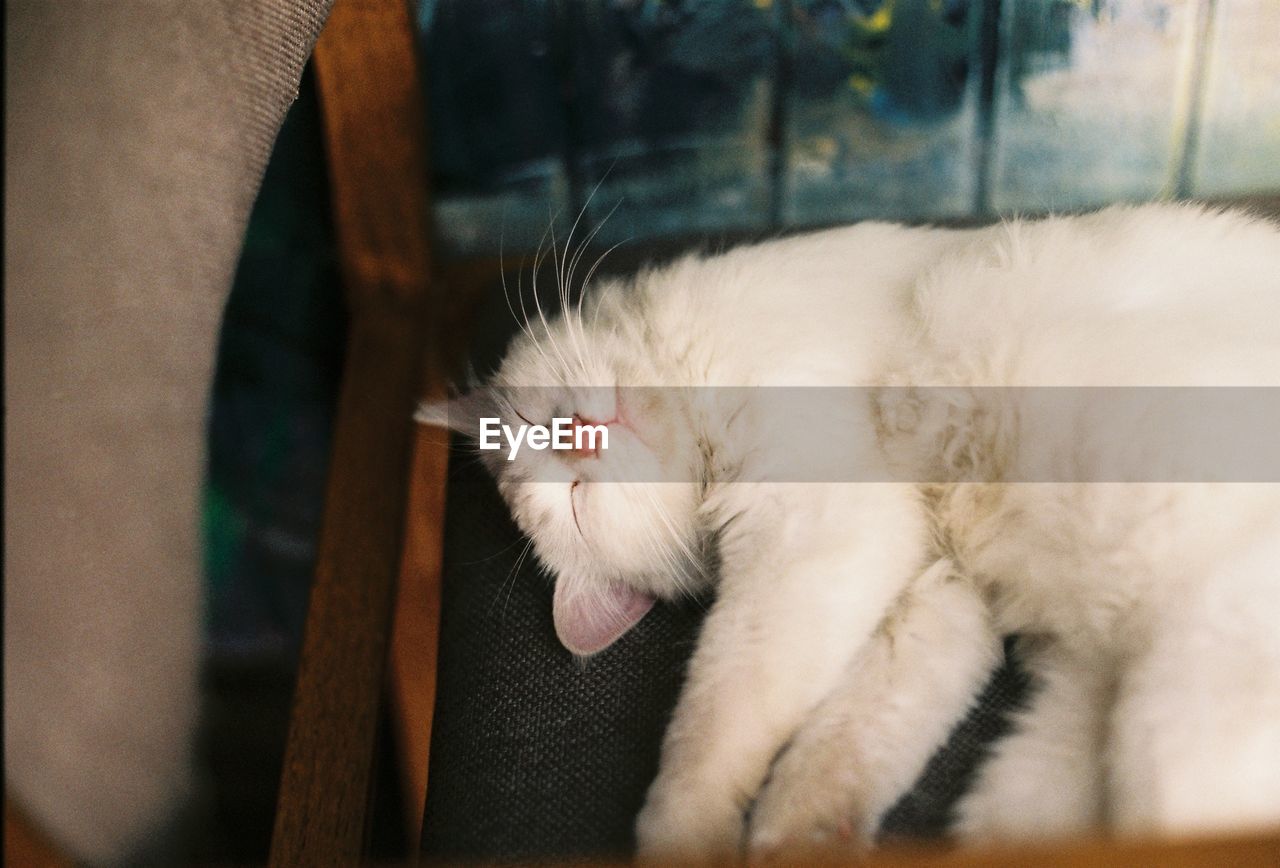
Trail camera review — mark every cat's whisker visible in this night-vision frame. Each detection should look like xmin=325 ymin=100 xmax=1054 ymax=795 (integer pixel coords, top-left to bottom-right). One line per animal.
xmin=500 ymin=232 xmax=554 ymax=373
xmin=612 ymin=482 xmax=677 ymax=580
xmin=550 ymin=215 xmax=591 ymax=383
xmin=581 ymin=238 xmax=627 ymax=335
xmin=497 ymin=224 xmax=522 ymax=335
xmin=490 ymin=537 xmax=535 ymax=618
xmin=559 ymin=179 xmax=602 ymax=308
xmin=631 ymin=481 xmax=701 ymax=594
xmin=502 ymin=539 xmax=536 ymax=618
xmin=455 ymin=533 xmax=532 ymax=567
xmin=559 ymin=186 xmax=616 ymax=385
xmin=564 ymin=199 xmax=623 ymax=382
xmin=638 ymin=485 xmax=693 ymax=564
xmin=635 ymin=515 xmax=684 ymax=597
xmin=529 ymin=217 xmax=577 ymax=384
xmin=541 ymin=230 xmax=588 ymax=387
xmin=567 ymin=198 xmax=619 ymax=294
xmin=513 ymin=249 xmax=563 ymax=386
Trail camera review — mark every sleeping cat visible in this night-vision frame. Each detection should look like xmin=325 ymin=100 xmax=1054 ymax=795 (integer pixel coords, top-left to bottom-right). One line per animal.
xmin=422 ymin=204 xmax=1280 ymax=857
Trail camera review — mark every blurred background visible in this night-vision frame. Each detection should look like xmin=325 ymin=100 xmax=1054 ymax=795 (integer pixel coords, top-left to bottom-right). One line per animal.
xmin=201 ymin=0 xmax=1279 ymax=862
xmin=423 ymin=0 xmax=1278 ymax=253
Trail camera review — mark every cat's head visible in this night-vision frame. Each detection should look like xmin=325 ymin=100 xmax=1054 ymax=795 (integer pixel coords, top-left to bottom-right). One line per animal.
xmin=422 ymin=278 xmax=711 ymax=656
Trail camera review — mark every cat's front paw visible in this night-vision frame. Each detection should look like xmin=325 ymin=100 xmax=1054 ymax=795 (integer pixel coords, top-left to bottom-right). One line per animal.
xmin=635 ymin=777 xmax=746 ymax=862
xmin=747 ymin=739 xmax=874 ymax=859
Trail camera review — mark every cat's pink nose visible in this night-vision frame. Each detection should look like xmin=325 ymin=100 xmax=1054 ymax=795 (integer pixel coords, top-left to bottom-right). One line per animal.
xmin=568 ymin=413 xmax=608 ymax=458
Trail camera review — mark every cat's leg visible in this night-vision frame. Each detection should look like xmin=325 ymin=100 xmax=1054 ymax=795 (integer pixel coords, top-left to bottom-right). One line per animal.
xmin=634 ymin=483 xmax=928 ymax=859
xmin=953 ymin=640 xmax=1108 ymax=843
xmin=1108 ymin=539 xmax=1280 ymax=837
xmin=747 ymin=560 xmax=999 ymax=855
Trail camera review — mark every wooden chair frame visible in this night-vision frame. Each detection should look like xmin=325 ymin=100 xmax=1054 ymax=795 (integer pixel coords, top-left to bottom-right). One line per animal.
xmin=268 ymin=0 xmax=445 ymax=862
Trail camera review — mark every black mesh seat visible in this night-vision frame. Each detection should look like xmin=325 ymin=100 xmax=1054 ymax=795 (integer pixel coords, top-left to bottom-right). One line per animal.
xmin=420 ymin=448 xmax=1031 ymax=861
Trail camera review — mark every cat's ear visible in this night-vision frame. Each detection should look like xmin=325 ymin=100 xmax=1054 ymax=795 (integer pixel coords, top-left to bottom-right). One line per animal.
xmin=552 ymin=575 xmax=655 ymax=657
xmin=414 ymin=388 xmax=501 ymax=437
xmin=413 ymin=398 xmax=455 ymax=430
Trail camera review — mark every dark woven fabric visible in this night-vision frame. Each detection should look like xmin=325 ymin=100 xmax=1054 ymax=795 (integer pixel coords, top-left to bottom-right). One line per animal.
xmin=879 ymin=637 xmax=1032 ymax=840
xmin=420 ymin=447 xmax=1031 ymax=860
xmin=420 ymin=452 xmax=708 ymax=861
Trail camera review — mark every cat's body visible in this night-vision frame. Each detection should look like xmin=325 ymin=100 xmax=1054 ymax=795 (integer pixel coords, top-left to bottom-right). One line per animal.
xmin=431 ymin=204 xmax=1280 ymax=856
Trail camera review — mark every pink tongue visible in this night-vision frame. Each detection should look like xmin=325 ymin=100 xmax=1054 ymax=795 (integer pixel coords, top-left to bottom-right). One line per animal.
xmin=552 ymin=578 xmax=655 ymax=656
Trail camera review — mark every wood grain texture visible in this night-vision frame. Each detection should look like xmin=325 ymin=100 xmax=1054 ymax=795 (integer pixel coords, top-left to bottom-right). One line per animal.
xmin=269 ymin=312 xmax=424 ymax=867
xmin=542 ymin=831 xmax=1280 ymax=868
xmin=269 ymin=0 xmax=437 ymax=864
xmin=361 ymin=829 xmax=1280 ymax=866
xmin=311 ymin=0 xmax=432 ymax=314
xmin=388 ymin=408 xmax=449 ymax=850
xmin=792 ymin=830 xmax=1280 ymax=868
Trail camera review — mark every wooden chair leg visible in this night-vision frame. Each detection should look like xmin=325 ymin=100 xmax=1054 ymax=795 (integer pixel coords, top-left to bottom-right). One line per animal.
xmin=269 ymin=0 xmax=439 ymax=863
xmin=388 ymin=416 xmax=449 ymax=851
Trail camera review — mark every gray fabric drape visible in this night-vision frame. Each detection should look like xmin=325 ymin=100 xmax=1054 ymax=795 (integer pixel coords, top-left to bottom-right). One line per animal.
xmin=5 ymin=2 xmax=333 ymax=861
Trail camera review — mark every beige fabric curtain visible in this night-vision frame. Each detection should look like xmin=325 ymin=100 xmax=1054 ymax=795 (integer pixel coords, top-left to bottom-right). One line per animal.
xmin=5 ymin=2 xmax=334 ymax=861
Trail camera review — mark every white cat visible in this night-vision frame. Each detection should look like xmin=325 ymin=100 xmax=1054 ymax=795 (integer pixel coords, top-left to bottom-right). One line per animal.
xmin=423 ymin=204 xmax=1280 ymax=857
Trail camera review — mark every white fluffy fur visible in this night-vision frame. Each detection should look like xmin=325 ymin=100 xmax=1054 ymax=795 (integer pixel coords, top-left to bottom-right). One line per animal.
xmin=459 ymin=204 xmax=1280 ymax=856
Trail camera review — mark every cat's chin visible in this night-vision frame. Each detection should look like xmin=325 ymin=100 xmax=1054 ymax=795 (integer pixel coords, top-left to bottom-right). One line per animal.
xmin=552 ymin=575 xmax=655 ymax=657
